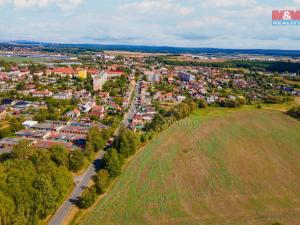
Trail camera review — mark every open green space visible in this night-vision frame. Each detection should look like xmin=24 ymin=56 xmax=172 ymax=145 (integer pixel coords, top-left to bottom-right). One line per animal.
xmin=81 ymin=107 xmax=300 ymax=225
xmin=0 ymin=56 xmax=46 ymax=64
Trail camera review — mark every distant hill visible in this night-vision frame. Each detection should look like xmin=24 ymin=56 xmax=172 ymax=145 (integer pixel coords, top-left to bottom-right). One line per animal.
xmin=1 ymin=41 xmax=300 ymax=57
xmin=81 ymin=108 xmax=300 ymax=225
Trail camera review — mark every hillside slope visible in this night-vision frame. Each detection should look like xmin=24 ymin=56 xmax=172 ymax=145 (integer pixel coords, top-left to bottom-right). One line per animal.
xmin=81 ymin=109 xmax=300 ymax=225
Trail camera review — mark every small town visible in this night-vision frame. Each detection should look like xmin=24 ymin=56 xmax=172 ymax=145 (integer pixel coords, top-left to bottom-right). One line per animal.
xmin=0 ymin=48 xmax=299 ymax=154
xmin=0 ymin=1 xmax=300 ymax=225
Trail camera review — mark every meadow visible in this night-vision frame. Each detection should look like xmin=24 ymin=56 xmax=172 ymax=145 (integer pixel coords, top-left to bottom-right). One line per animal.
xmin=80 ymin=107 xmax=300 ymax=225
xmin=0 ymin=56 xmax=45 ymax=63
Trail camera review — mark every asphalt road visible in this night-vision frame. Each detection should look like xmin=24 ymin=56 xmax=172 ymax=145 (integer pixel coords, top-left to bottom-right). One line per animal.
xmin=48 ymin=81 xmax=138 ymax=225
xmin=48 ymin=151 xmax=105 ymax=225
xmin=124 ymin=80 xmax=140 ymax=128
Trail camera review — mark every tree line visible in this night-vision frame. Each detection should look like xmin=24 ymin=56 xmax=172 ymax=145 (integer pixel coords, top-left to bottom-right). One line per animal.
xmin=144 ymin=98 xmax=198 ymax=133
xmin=77 ymin=128 xmax=140 ymax=209
xmin=157 ymin=57 xmax=300 ymax=73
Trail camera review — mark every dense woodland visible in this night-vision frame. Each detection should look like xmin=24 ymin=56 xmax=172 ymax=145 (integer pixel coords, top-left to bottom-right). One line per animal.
xmin=0 ymin=142 xmax=73 ymax=225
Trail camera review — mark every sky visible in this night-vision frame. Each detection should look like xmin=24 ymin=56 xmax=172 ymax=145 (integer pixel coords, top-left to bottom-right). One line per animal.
xmin=0 ymin=0 xmax=300 ymax=49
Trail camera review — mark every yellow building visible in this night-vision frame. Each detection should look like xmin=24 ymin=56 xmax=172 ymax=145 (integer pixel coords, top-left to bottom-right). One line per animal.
xmin=78 ymin=70 xmax=87 ymax=79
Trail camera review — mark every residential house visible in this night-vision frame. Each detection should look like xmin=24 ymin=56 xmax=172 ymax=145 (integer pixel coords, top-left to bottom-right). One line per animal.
xmin=88 ymin=105 xmax=105 ymax=119
xmin=53 ymin=91 xmax=72 ymax=100
xmin=13 ymin=101 xmax=32 ymax=109
xmin=79 ymin=101 xmax=95 ymax=113
xmin=65 ymin=109 xmax=81 ymax=118
xmin=32 ymin=90 xmax=53 ymax=98
xmin=98 ymin=92 xmax=110 ymax=103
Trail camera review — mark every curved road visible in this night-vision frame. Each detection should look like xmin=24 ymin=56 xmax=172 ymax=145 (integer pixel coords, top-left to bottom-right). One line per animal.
xmin=48 ymin=81 xmax=138 ymax=225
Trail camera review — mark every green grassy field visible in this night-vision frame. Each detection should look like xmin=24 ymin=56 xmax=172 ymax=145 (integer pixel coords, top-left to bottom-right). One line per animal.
xmin=81 ymin=108 xmax=300 ymax=225
xmin=0 ymin=56 xmax=45 ymax=63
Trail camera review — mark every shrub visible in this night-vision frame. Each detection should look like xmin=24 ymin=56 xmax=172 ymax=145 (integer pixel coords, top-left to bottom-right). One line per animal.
xmin=220 ymin=99 xmax=240 ymax=108
xmin=287 ymin=106 xmax=300 ymax=119
xmin=197 ymin=99 xmax=207 ymax=108
xmin=93 ymin=169 xmax=110 ymax=194
xmin=78 ymin=186 xmax=98 ymax=209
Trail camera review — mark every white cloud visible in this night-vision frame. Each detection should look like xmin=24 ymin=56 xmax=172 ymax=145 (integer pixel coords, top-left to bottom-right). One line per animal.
xmin=1 ymin=0 xmax=300 ymax=49
xmin=221 ymin=5 xmax=272 ymax=18
xmin=201 ymin=0 xmax=256 ymax=8
xmin=119 ymin=0 xmax=194 ymax=16
xmin=0 ymin=0 xmax=84 ymax=10
xmin=294 ymin=0 xmax=300 ymax=4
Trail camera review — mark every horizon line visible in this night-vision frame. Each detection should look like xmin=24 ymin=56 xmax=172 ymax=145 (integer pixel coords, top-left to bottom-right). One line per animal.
xmin=1 ymin=40 xmax=300 ymax=52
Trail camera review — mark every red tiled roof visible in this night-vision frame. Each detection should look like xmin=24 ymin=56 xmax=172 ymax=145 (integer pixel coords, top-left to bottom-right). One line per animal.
xmin=107 ymin=70 xmax=124 ymax=75
xmin=73 ymin=109 xmax=80 ymax=114
xmin=52 ymin=67 xmax=76 ymax=74
xmin=88 ymin=111 xmax=103 ymax=117
xmin=87 ymin=69 xmax=100 ymax=74
xmin=92 ymin=105 xmax=104 ymax=112
xmin=32 ymin=90 xmax=52 ymax=95
xmin=99 ymin=92 xmax=109 ymax=98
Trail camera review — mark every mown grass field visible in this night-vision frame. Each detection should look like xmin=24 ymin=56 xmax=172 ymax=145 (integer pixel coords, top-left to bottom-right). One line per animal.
xmin=80 ymin=108 xmax=300 ymax=225
xmin=0 ymin=56 xmax=45 ymax=63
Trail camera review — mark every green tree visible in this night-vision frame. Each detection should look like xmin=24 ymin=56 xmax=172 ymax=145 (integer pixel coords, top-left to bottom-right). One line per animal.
xmin=33 ymin=110 xmax=48 ymax=122
xmin=0 ymin=191 xmax=15 ymax=225
xmin=101 ymin=128 xmax=114 ymax=141
xmin=103 ymin=149 xmax=121 ymax=178
xmin=0 ymin=150 xmax=72 ymax=225
xmin=77 ymin=186 xmax=98 ymax=209
xmin=11 ymin=140 xmax=33 ymax=160
xmin=145 ymin=114 xmax=165 ymax=132
xmin=8 ymin=117 xmax=24 ymax=133
xmin=114 ymin=130 xmax=140 ymax=158
xmin=86 ymin=127 xmax=105 ymax=152
xmin=68 ymin=150 xmax=84 ymax=172
xmin=84 ymin=74 xmax=93 ymax=92
xmin=93 ymin=169 xmax=110 ymax=194
xmin=174 ymin=102 xmax=190 ymax=119
xmin=0 ymin=128 xmax=12 ymax=139
xmin=50 ymin=145 xmax=69 ymax=167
